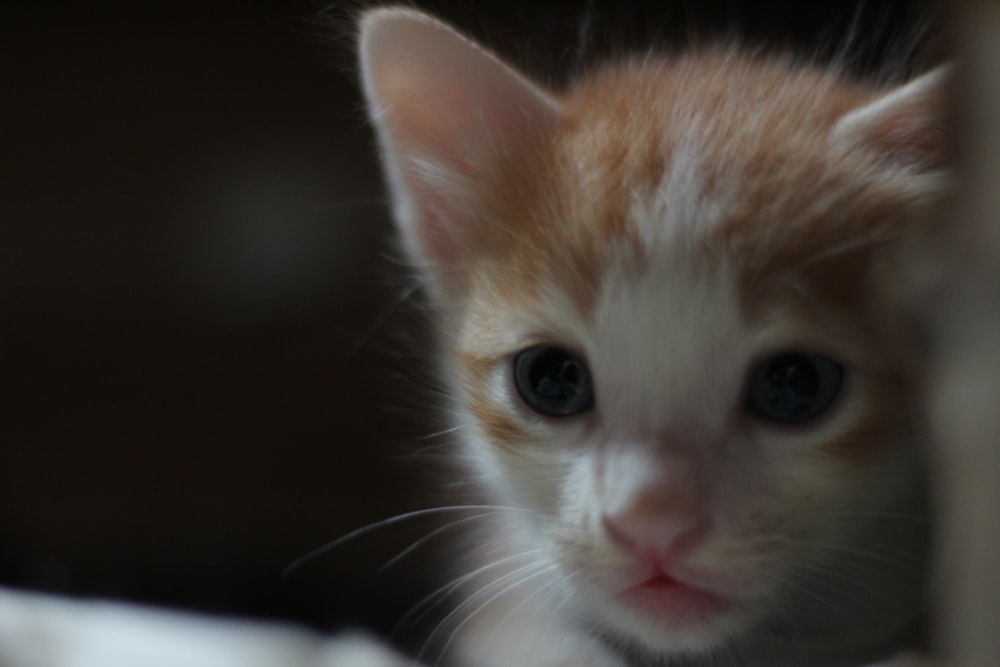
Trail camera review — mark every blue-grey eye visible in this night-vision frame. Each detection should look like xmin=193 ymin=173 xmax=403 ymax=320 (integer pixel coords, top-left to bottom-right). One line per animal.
xmin=745 ymin=352 xmax=844 ymax=424
xmin=513 ymin=346 xmax=594 ymax=417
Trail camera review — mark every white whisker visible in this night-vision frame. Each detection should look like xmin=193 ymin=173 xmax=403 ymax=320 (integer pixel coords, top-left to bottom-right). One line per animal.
xmin=391 ymin=548 xmax=547 ymax=637
xmin=378 ymin=512 xmax=496 ymax=573
xmin=429 ymin=563 xmax=559 ymax=666
xmin=283 ymin=505 xmax=531 ymax=576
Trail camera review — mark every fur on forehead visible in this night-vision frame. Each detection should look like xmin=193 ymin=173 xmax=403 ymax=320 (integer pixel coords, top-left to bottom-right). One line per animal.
xmin=458 ymin=54 xmax=945 ymax=330
xmin=358 ymin=8 xmax=948 ymax=325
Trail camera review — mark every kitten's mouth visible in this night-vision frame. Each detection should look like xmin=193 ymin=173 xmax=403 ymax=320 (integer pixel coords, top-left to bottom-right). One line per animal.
xmin=616 ymin=574 xmax=731 ymax=625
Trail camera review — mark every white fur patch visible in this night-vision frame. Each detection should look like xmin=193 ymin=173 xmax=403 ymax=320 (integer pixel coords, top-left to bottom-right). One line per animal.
xmin=631 ymin=129 xmax=732 ymax=247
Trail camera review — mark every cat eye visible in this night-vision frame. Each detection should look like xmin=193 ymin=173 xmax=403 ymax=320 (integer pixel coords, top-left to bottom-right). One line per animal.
xmin=513 ymin=346 xmax=594 ymax=417
xmin=745 ymin=352 xmax=844 ymax=425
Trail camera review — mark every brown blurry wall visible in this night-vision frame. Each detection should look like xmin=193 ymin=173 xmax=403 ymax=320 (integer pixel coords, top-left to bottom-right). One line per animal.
xmin=1 ymin=0 xmax=427 ymax=632
xmin=0 ymin=0 xmax=933 ymax=641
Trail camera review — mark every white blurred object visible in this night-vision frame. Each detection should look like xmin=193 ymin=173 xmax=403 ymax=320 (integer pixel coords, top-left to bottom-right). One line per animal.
xmin=0 ymin=587 xmax=413 ymax=667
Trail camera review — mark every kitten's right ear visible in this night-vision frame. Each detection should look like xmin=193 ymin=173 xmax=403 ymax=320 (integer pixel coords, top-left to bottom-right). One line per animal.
xmin=359 ymin=9 xmax=562 ymax=302
xmin=831 ymin=65 xmax=952 ymax=174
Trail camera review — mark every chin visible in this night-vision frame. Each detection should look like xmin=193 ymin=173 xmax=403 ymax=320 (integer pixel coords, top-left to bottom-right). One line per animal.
xmin=574 ymin=578 xmax=759 ymax=658
xmin=612 ymin=610 xmax=753 ymax=658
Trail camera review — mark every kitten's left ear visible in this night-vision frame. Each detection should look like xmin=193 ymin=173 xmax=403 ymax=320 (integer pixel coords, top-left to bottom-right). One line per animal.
xmin=832 ymin=65 xmax=952 ymax=173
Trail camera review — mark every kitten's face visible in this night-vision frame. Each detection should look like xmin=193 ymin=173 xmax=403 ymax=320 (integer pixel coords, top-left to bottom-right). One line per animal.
xmin=448 ymin=74 xmax=928 ymax=653
xmin=360 ymin=9 xmax=946 ymax=658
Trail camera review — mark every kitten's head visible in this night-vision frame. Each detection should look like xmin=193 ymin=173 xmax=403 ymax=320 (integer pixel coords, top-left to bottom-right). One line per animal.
xmin=359 ymin=8 xmax=948 ymax=659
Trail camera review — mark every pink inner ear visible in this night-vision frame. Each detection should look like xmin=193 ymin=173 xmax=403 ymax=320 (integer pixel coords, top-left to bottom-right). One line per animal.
xmin=843 ymin=93 xmax=947 ymax=172
xmin=360 ymin=9 xmax=562 ymax=295
xmin=832 ymin=66 xmax=950 ymax=173
xmin=416 ymin=188 xmax=464 ymax=276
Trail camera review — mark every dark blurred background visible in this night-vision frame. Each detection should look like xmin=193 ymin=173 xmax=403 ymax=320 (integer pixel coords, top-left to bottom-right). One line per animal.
xmin=1 ymin=0 xmax=937 ymax=652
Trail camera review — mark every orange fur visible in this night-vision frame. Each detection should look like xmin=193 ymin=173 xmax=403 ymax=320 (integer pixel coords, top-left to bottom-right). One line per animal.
xmin=454 ymin=55 xmax=936 ymax=463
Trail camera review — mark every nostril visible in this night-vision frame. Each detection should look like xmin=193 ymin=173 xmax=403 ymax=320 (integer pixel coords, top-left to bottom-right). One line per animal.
xmin=602 ymin=515 xmax=639 ymax=553
xmin=670 ymin=518 xmax=710 ymax=556
xmin=602 ymin=509 xmax=710 ymax=561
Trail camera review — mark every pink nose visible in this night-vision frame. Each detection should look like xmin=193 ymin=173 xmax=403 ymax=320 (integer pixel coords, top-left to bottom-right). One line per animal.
xmin=602 ymin=490 xmax=709 ymax=563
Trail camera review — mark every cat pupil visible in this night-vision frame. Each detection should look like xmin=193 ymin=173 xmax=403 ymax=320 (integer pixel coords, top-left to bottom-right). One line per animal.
xmin=536 ymin=359 xmax=578 ymax=398
xmin=768 ymin=358 xmax=818 ymax=396
xmin=747 ymin=353 xmax=844 ymax=424
xmin=514 ymin=346 xmax=594 ymax=417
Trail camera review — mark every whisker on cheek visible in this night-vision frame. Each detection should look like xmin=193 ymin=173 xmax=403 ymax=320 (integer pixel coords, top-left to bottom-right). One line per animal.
xmin=391 ymin=548 xmax=548 ymax=639
xmin=419 ymin=561 xmax=558 ymax=664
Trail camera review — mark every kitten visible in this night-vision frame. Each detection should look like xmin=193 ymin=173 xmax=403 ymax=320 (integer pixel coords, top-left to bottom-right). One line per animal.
xmin=358 ymin=7 xmax=949 ymax=667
